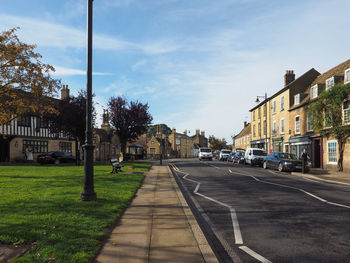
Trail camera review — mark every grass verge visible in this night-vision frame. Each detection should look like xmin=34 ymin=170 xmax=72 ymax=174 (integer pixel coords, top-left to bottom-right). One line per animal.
xmin=0 ymin=161 xmax=151 ymax=263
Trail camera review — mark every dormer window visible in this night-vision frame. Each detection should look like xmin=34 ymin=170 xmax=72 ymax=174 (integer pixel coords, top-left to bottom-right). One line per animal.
xmin=311 ymin=84 xmax=318 ymax=99
xmin=345 ymin=68 xmax=350 ymax=84
xmin=326 ymin=76 xmax=334 ymax=90
xmin=294 ymin=94 xmax=300 ymax=105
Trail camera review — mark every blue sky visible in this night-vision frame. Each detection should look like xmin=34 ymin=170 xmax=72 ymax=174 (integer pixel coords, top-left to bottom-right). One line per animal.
xmin=1 ymin=0 xmax=349 ymax=141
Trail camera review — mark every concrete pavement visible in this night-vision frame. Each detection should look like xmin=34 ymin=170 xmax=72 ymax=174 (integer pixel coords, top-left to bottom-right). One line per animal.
xmin=292 ymin=168 xmax=350 ymax=186
xmin=95 ymin=164 xmax=217 ymax=263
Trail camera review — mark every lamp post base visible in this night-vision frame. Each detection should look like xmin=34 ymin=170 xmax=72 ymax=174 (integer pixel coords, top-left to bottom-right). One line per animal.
xmin=81 ymin=191 xmax=97 ymax=201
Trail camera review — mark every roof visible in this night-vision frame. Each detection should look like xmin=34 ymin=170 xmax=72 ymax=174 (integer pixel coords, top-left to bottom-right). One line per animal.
xmin=289 ymin=59 xmax=350 ymax=111
xmin=175 ymin=133 xmax=192 ymax=139
xmin=234 ymin=123 xmax=251 ymax=139
xmin=249 ymin=68 xmax=320 ymax=112
xmin=311 ymin=58 xmax=350 ymax=86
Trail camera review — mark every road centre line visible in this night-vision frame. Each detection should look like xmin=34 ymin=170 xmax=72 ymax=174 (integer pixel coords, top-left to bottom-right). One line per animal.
xmin=239 ymin=246 xmax=272 ymax=263
xmin=172 ymin=165 xmax=272 ymax=262
xmin=228 ymin=168 xmax=350 ymax=209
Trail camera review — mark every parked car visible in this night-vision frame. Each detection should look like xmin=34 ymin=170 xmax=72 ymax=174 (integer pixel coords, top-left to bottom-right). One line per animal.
xmin=199 ymin=147 xmax=213 ymax=161
xmin=233 ymin=151 xmax=245 ymax=164
xmin=244 ymin=148 xmax=267 ymax=166
xmin=228 ymin=152 xmax=235 ymax=162
xmin=263 ymin=152 xmax=305 ymax=172
xmin=37 ymin=151 xmax=76 ymax=164
xmin=213 ymin=152 xmax=220 ymax=160
xmin=219 ymin=149 xmax=232 ymax=161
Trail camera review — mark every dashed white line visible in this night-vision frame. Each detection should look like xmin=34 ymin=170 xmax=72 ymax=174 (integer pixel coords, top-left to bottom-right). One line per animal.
xmin=230 ymin=208 xmax=243 ymax=244
xmin=239 ymin=246 xmax=272 ymax=263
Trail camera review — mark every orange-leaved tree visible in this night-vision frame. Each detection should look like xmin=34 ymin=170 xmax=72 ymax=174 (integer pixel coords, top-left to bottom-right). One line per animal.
xmin=0 ymin=28 xmax=61 ymax=125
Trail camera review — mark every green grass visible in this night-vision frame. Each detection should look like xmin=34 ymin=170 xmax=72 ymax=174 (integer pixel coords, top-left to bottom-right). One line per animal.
xmin=0 ymin=162 xmax=151 ymax=263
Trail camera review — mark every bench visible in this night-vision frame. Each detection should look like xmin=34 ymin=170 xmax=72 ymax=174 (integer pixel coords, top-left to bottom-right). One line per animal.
xmin=110 ymin=157 xmax=124 ymax=174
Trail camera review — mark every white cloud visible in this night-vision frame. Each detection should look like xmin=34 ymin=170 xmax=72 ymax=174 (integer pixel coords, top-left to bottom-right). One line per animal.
xmin=132 ymin=59 xmax=147 ymax=71
xmin=53 ymin=66 xmax=113 ymax=76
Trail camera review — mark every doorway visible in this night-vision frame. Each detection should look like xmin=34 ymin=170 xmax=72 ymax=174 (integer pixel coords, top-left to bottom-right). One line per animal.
xmin=312 ymin=138 xmax=322 ymax=168
xmin=0 ymin=138 xmax=10 ymax=162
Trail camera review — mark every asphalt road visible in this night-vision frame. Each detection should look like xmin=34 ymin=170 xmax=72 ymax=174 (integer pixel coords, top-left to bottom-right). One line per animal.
xmin=169 ymin=159 xmax=350 ymax=263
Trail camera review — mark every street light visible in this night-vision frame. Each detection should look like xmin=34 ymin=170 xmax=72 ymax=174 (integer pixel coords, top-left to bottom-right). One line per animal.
xmin=255 ymin=93 xmax=268 ymax=153
xmin=81 ymin=0 xmax=97 ymax=201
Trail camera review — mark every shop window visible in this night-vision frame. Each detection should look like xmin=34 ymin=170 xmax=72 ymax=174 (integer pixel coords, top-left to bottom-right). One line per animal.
xmin=327 ymin=141 xmax=337 ymax=164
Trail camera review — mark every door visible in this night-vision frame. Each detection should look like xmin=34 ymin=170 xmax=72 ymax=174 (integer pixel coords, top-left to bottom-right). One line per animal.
xmin=0 ymin=138 xmax=10 ymax=162
xmin=313 ymin=138 xmax=322 ymax=168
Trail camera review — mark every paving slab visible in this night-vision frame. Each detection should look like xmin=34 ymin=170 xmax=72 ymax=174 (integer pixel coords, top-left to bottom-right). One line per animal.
xmin=94 ymin=164 xmax=218 ymax=263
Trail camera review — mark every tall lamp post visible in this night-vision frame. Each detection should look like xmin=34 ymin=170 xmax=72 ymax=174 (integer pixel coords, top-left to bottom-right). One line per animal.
xmin=81 ymin=0 xmax=97 ymax=201
xmin=255 ymin=93 xmax=268 ymax=152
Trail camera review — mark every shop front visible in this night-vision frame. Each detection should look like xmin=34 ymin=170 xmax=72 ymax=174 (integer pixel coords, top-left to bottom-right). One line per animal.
xmin=272 ymin=137 xmax=283 ymax=152
xmin=251 ymin=139 xmax=269 ymax=152
xmin=288 ymin=136 xmax=312 ymax=165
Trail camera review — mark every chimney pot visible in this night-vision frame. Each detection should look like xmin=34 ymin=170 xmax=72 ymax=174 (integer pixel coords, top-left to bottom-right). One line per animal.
xmin=284 ymin=70 xmax=295 ymax=86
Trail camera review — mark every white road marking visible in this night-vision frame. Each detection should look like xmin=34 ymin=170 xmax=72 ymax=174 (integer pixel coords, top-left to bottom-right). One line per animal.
xmin=239 ymin=246 xmax=272 ymax=263
xmin=227 ymin=170 xmax=350 ymax=210
xmin=230 ymin=208 xmax=243 ymax=244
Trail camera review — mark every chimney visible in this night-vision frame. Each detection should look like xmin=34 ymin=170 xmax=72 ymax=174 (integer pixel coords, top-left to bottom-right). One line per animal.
xmin=61 ymin=84 xmax=70 ymax=101
xmin=172 ymin=128 xmax=176 ymax=134
xmin=101 ymin=109 xmax=111 ymax=132
xmin=284 ymin=70 xmax=295 ymax=86
xmin=196 ymin=129 xmax=200 ymax=136
xmin=244 ymin=121 xmax=247 ymax=127
xmin=201 ymin=131 xmax=205 ymax=137
xmin=183 ymin=130 xmax=187 ymax=136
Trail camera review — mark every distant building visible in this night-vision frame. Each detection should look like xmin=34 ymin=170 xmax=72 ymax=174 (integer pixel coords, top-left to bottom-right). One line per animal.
xmin=233 ymin=122 xmax=251 ymax=151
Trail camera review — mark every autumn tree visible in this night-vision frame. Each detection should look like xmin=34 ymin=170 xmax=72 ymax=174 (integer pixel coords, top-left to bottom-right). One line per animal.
xmin=148 ymin=124 xmax=172 ymax=136
xmin=208 ymin=135 xmax=228 ymax=152
xmin=108 ymin=97 xmax=152 ymax=155
xmin=0 ymin=28 xmax=60 ymax=125
xmin=308 ymin=82 xmax=350 ymax=171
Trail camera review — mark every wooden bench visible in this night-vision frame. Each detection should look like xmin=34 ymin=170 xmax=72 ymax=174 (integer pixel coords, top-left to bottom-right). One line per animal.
xmin=110 ymin=157 xmax=124 ymax=174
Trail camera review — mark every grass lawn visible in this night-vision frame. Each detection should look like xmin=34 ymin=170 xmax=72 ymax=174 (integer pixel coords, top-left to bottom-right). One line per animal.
xmin=0 ymin=162 xmax=151 ymax=263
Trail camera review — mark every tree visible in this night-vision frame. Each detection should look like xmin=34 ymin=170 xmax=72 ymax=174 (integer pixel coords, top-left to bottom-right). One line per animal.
xmin=0 ymin=28 xmax=61 ymax=125
xmin=308 ymin=82 xmax=350 ymax=171
xmin=108 ymin=97 xmax=153 ymax=154
xmin=148 ymin=124 xmax=172 ymax=136
xmin=47 ymin=90 xmax=96 ymax=164
xmin=209 ymin=135 xmax=228 ymax=152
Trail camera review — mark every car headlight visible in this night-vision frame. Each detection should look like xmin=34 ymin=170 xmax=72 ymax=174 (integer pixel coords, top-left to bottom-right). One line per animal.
xmin=284 ymin=161 xmax=292 ymax=165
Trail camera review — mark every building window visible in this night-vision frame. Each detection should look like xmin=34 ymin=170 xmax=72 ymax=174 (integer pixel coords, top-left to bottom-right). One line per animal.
xmin=263 ymin=120 xmax=267 ymax=135
xmin=258 ymin=123 xmax=261 ymax=137
xmin=311 ymin=85 xmax=318 ymax=99
xmin=258 ymin=108 xmax=261 ymax=119
xmin=327 ymin=141 xmax=337 ymax=164
xmin=253 ymin=125 xmax=256 ymax=137
xmin=295 ymin=116 xmax=300 ymax=134
xmin=294 ymin=94 xmax=300 ymax=105
xmin=272 ymin=121 xmax=277 ymax=136
xmin=264 ymin=104 xmax=267 ymax=117
xmin=345 ymin=68 xmax=350 ymax=84
xmin=325 ymin=109 xmax=332 ymax=128
xmin=23 ymin=140 xmax=48 ymax=153
xmin=326 ymin=77 xmax=334 ymax=90
xmin=253 ymin=111 xmax=255 ymax=121
xmin=343 ymin=100 xmax=350 ymax=124
xmin=273 ymin=100 xmax=276 ymax=113
xmin=307 ymin=112 xmax=313 ymax=131
xmin=59 ymin=142 xmax=72 ymax=153
xmin=150 ymin=148 xmax=155 ymax=154
xmin=281 ymin=96 xmax=285 ymax=111
xmin=280 ymin=118 xmax=285 ymax=134
xmin=18 ymin=116 xmax=31 ymax=127
xmin=37 ymin=117 xmax=49 ymax=128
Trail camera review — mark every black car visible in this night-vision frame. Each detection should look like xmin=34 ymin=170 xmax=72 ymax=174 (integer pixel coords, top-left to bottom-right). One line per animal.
xmin=228 ymin=152 xmax=235 ymax=162
xmin=37 ymin=151 xmax=76 ymax=164
xmin=233 ymin=152 xmax=245 ymax=164
xmin=263 ymin=152 xmax=304 ymax=172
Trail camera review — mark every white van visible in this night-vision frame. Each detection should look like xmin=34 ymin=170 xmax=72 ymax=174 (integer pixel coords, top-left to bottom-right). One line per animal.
xmin=199 ymin=147 xmax=213 ymax=161
xmin=244 ymin=148 xmax=267 ymax=166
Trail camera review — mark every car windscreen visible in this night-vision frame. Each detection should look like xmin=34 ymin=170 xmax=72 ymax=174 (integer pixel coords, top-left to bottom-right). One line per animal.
xmin=253 ymin=150 xmax=267 ymax=156
xmin=200 ymin=148 xmax=212 ymax=153
xmin=222 ymin=150 xmax=231 ymax=154
xmin=279 ymin=153 xmax=298 ymax=160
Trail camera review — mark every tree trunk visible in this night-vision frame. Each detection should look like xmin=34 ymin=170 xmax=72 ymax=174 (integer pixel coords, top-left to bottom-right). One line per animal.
xmin=338 ymin=140 xmax=344 ymax=172
xmin=120 ymin=140 xmax=127 ymax=156
xmin=75 ymin=138 xmax=79 ymax=166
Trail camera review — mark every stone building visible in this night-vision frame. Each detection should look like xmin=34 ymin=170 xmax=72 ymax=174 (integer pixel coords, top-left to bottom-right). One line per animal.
xmin=233 ymin=122 xmax=251 ymax=151
xmin=168 ymin=129 xmax=194 ymax=158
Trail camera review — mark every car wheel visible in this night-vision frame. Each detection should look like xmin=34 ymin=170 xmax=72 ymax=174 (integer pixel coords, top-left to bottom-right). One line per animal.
xmin=263 ymin=161 xmax=267 ymax=169
xmin=250 ymin=161 xmax=254 ymax=166
xmin=278 ymin=163 xmax=284 ymax=172
xmin=55 ymin=159 xmax=60 ymax=165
